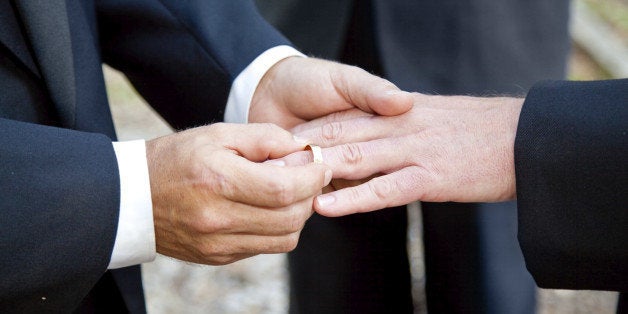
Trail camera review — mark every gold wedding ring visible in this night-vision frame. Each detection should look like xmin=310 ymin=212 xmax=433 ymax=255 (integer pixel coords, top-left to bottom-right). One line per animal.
xmin=305 ymin=144 xmax=323 ymax=164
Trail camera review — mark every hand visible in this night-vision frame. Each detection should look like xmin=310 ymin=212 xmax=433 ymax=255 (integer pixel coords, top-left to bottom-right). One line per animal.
xmin=249 ymin=57 xmax=413 ymax=129
xmin=279 ymin=94 xmax=524 ymax=217
xmin=146 ymin=123 xmax=332 ymax=265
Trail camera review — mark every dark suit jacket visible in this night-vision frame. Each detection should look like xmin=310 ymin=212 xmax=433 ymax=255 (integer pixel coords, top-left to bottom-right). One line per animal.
xmin=0 ymin=0 xmax=289 ymax=313
xmin=516 ymin=79 xmax=628 ymax=291
xmin=257 ymin=0 xmax=628 ymax=293
xmin=256 ymin=0 xmax=571 ymax=94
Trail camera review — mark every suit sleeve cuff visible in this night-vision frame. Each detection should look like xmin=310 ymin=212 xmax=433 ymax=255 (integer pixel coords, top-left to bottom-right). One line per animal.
xmin=108 ymin=140 xmax=156 ymax=269
xmin=224 ymin=45 xmax=305 ymax=123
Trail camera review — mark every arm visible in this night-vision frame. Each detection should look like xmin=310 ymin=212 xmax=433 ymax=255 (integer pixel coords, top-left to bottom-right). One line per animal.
xmin=515 ymin=79 xmax=628 ymax=290
xmin=96 ymin=0 xmax=413 ymax=130
xmin=146 ymin=123 xmax=332 ymax=265
xmin=96 ymin=0 xmax=290 ymax=129
xmin=0 ymin=119 xmax=331 ymax=312
xmin=1 ymin=0 xmax=406 ymax=310
xmin=96 ymin=0 xmax=411 ymax=267
xmin=0 ymin=119 xmax=119 ymax=312
xmin=284 ymin=79 xmax=628 ymax=290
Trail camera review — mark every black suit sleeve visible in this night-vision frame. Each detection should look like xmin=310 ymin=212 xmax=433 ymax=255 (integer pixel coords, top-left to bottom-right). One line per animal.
xmin=0 ymin=1 xmax=291 ymax=311
xmin=0 ymin=118 xmax=120 ymax=313
xmin=515 ymin=79 xmax=628 ymax=291
xmin=96 ymin=0 xmax=291 ymax=129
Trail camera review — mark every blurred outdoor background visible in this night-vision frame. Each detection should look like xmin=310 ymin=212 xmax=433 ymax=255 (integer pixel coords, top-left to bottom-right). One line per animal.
xmin=104 ymin=0 xmax=627 ymax=313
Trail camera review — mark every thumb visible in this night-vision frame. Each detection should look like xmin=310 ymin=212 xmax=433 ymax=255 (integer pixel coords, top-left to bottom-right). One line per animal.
xmin=333 ymin=65 xmax=413 ymax=116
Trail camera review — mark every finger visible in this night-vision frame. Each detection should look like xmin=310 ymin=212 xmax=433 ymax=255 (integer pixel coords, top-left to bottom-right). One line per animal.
xmin=188 ymin=232 xmax=303 ymax=265
xmin=198 ymin=196 xmax=315 ymax=236
xmin=201 ymin=253 xmax=256 ymax=266
xmin=156 ymin=240 xmax=256 ymax=266
xmin=293 ymin=112 xmax=419 ymax=147
xmin=319 ymin=137 xmax=413 ymax=179
xmin=213 ymin=153 xmax=332 ymax=207
xmin=201 ymin=232 xmax=303 ymax=259
xmin=331 ymin=65 xmax=413 ymax=116
xmin=290 ymin=108 xmax=372 ymax=135
xmin=214 ymin=123 xmax=308 ymax=161
xmin=273 ymin=136 xmax=412 ymax=179
xmin=234 ymin=232 xmax=302 ymax=254
xmin=329 ymin=177 xmax=375 ymax=190
xmin=314 ymin=167 xmax=426 ymax=217
xmin=271 ymin=150 xmax=313 ymax=167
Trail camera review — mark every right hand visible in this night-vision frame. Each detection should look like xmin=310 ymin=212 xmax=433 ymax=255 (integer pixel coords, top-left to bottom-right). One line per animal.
xmin=146 ymin=123 xmax=331 ymax=265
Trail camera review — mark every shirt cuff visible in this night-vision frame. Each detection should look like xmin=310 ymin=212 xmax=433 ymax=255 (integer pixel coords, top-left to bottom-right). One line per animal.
xmin=224 ymin=45 xmax=306 ymax=123
xmin=108 ymin=140 xmax=156 ymax=269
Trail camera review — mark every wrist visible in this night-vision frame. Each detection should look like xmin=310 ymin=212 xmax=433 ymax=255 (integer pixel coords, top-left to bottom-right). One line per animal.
xmin=506 ymin=97 xmax=525 ymax=200
xmin=225 ymin=45 xmax=304 ymax=124
xmin=249 ymin=56 xmax=302 ymax=125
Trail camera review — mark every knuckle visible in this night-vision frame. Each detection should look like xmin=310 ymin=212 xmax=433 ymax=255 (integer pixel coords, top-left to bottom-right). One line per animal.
xmin=188 ymin=149 xmax=209 ymax=174
xmin=212 ymin=172 xmax=236 ymax=199
xmin=190 ymin=206 xmax=234 ymax=234
xmin=188 ymin=215 xmax=210 ymax=233
xmin=347 ymin=186 xmax=365 ymax=204
xmin=269 ymin=180 xmax=295 ymax=206
xmin=320 ymin=121 xmax=343 ymax=144
xmin=323 ymin=111 xmax=348 ymax=124
xmin=198 ymin=242 xmax=239 ymax=265
xmin=369 ymin=178 xmax=394 ymax=203
xmin=339 ymin=143 xmax=364 ymax=165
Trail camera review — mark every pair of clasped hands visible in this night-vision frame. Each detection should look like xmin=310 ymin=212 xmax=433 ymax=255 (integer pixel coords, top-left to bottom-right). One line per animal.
xmin=147 ymin=57 xmax=522 ymax=265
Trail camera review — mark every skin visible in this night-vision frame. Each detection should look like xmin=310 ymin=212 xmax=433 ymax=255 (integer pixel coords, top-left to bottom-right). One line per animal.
xmin=147 ymin=123 xmax=332 ymax=265
xmin=145 ymin=57 xmax=413 ymax=265
xmin=249 ymin=57 xmax=414 ymax=129
xmin=279 ymin=93 xmax=525 ymax=217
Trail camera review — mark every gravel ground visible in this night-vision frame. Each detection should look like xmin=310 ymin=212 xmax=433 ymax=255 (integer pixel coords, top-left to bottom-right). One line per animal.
xmin=105 ymin=66 xmax=619 ymax=314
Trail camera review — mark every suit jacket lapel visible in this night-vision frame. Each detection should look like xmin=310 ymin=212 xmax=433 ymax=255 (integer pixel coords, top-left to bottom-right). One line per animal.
xmin=14 ymin=0 xmax=77 ymax=127
xmin=0 ymin=1 xmax=40 ymax=76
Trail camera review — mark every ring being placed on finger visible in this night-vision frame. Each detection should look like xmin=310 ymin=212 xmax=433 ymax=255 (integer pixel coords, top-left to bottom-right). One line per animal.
xmin=305 ymin=144 xmax=323 ymax=164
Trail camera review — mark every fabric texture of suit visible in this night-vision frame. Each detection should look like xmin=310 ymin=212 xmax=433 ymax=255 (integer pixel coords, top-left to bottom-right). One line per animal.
xmin=516 ymin=79 xmax=628 ymax=291
xmin=0 ymin=0 xmax=289 ymax=312
xmin=255 ymin=0 xmax=571 ymax=313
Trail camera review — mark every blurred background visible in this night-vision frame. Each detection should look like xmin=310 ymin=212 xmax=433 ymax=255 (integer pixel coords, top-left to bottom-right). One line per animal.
xmin=104 ymin=0 xmax=627 ymax=312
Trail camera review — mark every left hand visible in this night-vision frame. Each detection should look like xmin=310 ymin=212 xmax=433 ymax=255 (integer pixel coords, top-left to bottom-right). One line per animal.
xmin=249 ymin=57 xmax=413 ymax=129
xmin=277 ymin=93 xmax=524 ymax=217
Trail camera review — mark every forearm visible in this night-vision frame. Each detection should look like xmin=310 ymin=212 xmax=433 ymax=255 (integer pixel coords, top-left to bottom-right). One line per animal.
xmin=97 ymin=0 xmax=291 ymax=129
xmin=0 ymin=118 xmax=119 ymax=309
xmin=515 ymin=79 xmax=628 ymax=290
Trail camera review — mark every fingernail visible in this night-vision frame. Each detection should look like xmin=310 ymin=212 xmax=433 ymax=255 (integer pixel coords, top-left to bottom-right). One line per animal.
xmin=324 ymin=170 xmax=332 ymax=186
xmin=316 ymin=194 xmax=336 ymax=207
xmin=293 ymin=135 xmax=310 ymax=145
xmin=265 ymin=159 xmax=286 ymax=167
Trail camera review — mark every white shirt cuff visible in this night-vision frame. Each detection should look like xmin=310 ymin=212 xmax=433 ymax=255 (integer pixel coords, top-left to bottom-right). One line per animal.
xmin=224 ymin=45 xmax=306 ymax=123
xmin=108 ymin=140 xmax=156 ymax=269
